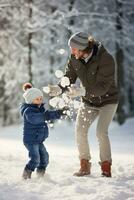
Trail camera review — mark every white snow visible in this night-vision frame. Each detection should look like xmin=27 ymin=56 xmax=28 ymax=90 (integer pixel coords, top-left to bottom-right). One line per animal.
xmin=48 ymin=93 xmax=80 ymax=111
xmin=0 ymin=118 xmax=134 ymax=200
xmin=60 ymin=76 xmax=70 ymax=88
xmin=66 ymin=110 xmax=71 ymax=116
xmin=42 ymin=86 xmax=50 ymax=94
xmin=49 ymin=96 xmax=61 ymax=108
xmin=55 ymin=70 xmax=64 ymax=78
xmin=49 ymin=96 xmax=66 ymax=109
xmin=57 ymin=49 xmax=65 ymax=55
xmin=58 ymin=98 xmax=66 ymax=109
xmin=62 ymin=93 xmax=70 ymax=104
xmin=49 ymin=94 xmax=70 ymax=109
xmin=73 ymin=100 xmax=81 ymax=109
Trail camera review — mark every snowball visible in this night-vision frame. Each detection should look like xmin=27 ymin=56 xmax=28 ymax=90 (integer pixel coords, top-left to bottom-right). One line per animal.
xmin=62 ymin=93 xmax=70 ymax=104
xmin=60 ymin=76 xmax=70 ymax=88
xmin=66 ymin=110 xmax=71 ymax=116
xmin=49 ymin=122 xmax=54 ymax=128
xmin=58 ymin=98 xmax=66 ymax=109
xmin=43 ymin=86 xmax=50 ymax=94
xmin=49 ymin=97 xmax=60 ymax=108
xmin=73 ymin=100 xmax=80 ymax=109
xmin=55 ymin=70 xmax=64 ymax=78
xmin=49 ymin=96 xmax=67 ymax=109
xmin=58 ymin=49 xmax=65 ymax=55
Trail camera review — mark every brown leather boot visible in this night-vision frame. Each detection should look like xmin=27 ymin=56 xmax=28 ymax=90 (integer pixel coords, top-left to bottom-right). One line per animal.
xmin=100 ymin=161 xmax=111 ymax=177
xmin=73 ymin=159 xmax=91 ymax=177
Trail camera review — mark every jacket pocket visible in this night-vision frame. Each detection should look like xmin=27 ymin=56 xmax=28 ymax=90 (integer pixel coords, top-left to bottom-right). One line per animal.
xmin=37 ymin=126 xmax=49 ymax=142
xmin=87 ymin=63 xmax=98 ymax=84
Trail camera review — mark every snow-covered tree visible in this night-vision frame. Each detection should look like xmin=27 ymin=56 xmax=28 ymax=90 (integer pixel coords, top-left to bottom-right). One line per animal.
xmin=0 ymin=0 xmax=32 ymax=125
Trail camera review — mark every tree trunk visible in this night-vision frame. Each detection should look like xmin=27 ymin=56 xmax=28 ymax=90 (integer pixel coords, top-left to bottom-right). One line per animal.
xmin=0 ymin=75 xmax=9 ymax=126
xmin=115 ymin=0 xmax=126 ymax=125
xmin=28 ymin=0 xmax=33 ymax=84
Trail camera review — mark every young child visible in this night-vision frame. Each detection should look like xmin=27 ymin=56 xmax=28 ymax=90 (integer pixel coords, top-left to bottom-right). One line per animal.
xmin=20 ymin=82 xmax=65 ymax=179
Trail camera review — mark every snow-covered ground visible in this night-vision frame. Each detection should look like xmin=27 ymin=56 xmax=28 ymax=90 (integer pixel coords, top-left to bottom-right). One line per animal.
xmin=0 ymin=118 xmax=134 ymax=200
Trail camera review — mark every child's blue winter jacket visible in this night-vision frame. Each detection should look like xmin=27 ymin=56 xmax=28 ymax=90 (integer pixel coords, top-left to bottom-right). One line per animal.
xmin=20 ymin=103 xmax=61 ymax=144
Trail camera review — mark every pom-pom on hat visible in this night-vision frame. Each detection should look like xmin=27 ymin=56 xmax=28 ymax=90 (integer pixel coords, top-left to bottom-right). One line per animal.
xmin=23 ymin=83 xmax=43 ymax=104
xmin=23 ymin=82 xmax=33 ymax=92
xmin=68 ymin=32 xmax=89 ymax=50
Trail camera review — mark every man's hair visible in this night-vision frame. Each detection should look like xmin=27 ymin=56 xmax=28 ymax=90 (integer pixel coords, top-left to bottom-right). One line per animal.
xmin=82 ymin=36 xmax=95 ymax=53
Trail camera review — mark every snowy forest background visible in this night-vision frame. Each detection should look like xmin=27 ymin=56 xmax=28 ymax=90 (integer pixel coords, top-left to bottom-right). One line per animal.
xmin=0 ymin=0 xmax=134 ymax=126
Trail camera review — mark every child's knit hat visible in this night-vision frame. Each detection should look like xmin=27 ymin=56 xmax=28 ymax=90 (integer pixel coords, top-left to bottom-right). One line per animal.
xmin=23 ymin=83 xmax=43 ymax=104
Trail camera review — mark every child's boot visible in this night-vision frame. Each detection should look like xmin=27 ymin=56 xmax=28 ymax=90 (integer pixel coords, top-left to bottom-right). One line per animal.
xmin=22 ymin=168 xmax=32 ymax=179
xmin=36 ymin=168 xmax=45 ymax=178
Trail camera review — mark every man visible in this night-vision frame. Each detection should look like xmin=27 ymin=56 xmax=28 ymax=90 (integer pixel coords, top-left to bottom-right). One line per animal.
xmin=49 ymin=32 xmax=119 ymax=177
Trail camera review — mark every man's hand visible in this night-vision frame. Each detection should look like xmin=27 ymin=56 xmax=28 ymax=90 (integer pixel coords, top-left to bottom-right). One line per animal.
xmin=58 ymin=106 xmax=69 ymax=115
xmin=43 ymin=85 xmax=62 ymax=97
xmin=66 ymin=85 xmax=85 ymax=98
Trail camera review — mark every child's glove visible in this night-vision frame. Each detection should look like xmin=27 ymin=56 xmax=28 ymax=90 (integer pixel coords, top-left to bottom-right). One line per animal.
xmin=66 ymin=85 xmax=85 ymax=98
xmin=43 ymin=84 xmax=62 ymax=97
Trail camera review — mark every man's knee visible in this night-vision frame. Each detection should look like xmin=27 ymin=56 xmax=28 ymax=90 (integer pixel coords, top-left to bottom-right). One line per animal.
xmin=96 ymin=130 xmax=108 ymax=140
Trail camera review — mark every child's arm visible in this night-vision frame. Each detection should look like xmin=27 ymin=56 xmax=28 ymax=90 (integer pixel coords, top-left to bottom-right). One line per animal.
xmin=44 ymin=110 xmax=62 ymax=121
xmin=24 ymin=108 xmax=45 ymax=125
